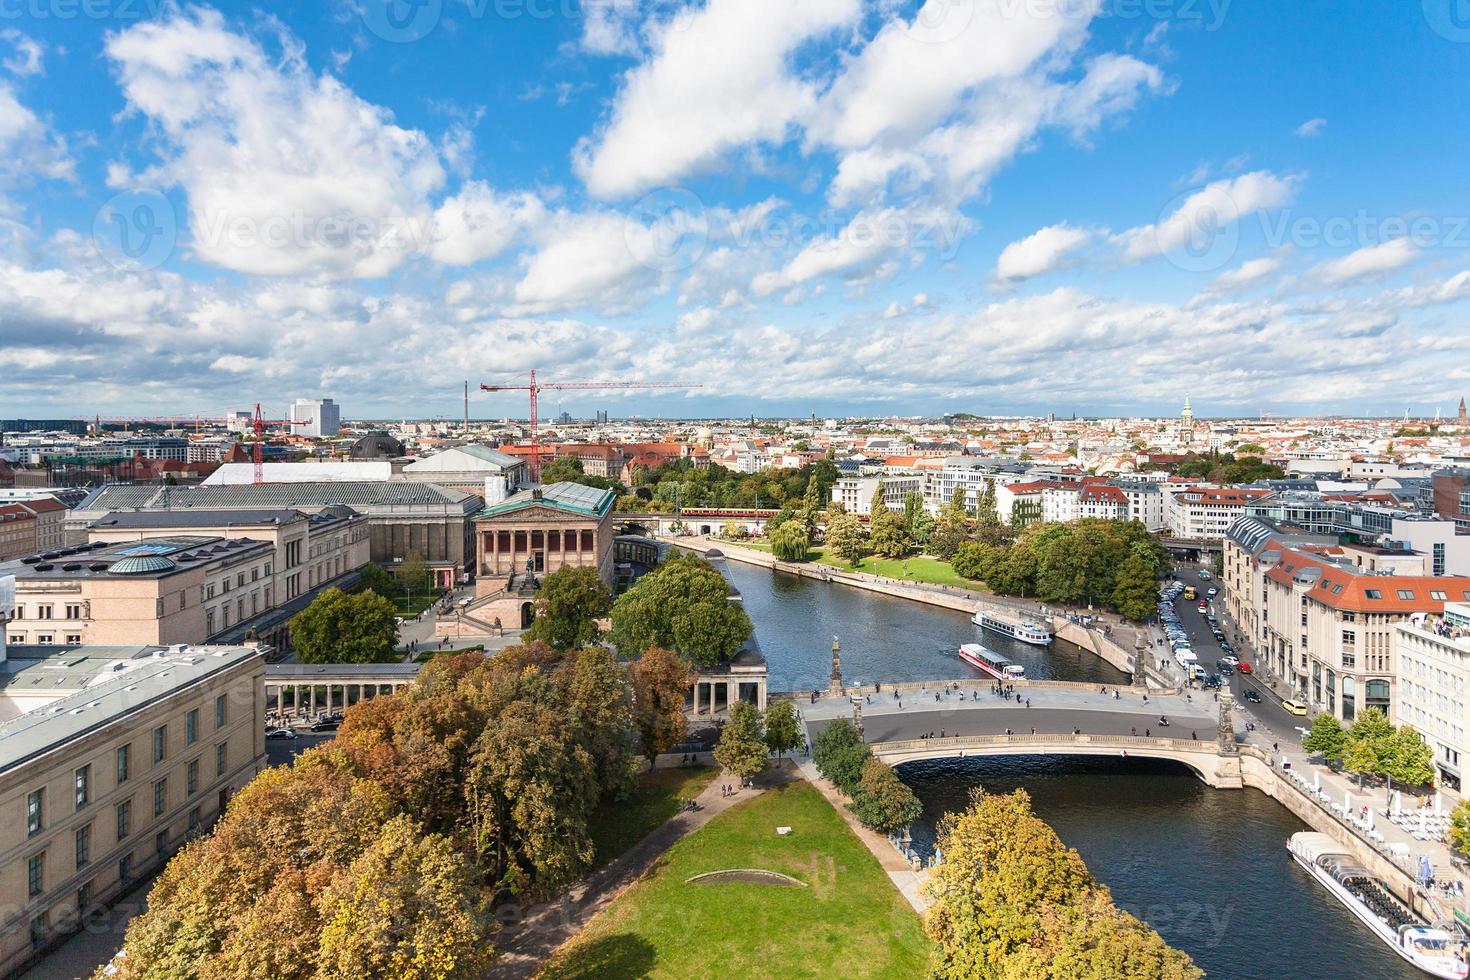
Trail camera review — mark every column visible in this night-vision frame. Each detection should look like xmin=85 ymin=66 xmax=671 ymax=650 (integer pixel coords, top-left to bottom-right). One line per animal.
xmin=692 ymin=681 xmax=701 ymax=715
xmin=757 ymin=678 xmax=767 ymax=712
xmin=726 ymin=680 xmax=736 ymax=712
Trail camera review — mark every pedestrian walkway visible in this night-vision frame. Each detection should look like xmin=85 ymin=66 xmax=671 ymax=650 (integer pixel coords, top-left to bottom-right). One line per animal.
xmin=486 ymin=761 xmax=793 ymax=980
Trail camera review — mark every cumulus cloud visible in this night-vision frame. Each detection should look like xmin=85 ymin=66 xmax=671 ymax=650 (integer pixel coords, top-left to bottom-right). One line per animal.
xmin=427 ymin=183 xmax=544 ymax=267
xmin=995 ymin=224 xmax=1092 ymax=283
xmin=1310 ymin=238 xmax=1419 ymax=286
xmin=575 ymin=0 xmax=860 ymax=199
xmin=1 ymin=30 xmax=46 ymax=77
xmin=1112 ymin=171 xmax=1300 ymax=263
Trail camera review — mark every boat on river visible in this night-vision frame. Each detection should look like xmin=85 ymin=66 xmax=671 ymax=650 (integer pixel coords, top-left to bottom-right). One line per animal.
xmin=972 ymin=609 xmax=1053 ymax=646
xmin=958 ymin=643 xmax=1025 ymax=681
xmin=1287 ymin=832 xmax=1468 ymax=978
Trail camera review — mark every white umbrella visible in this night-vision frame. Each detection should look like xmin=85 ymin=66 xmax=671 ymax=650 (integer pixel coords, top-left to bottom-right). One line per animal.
xmin=1314 ymin=770 xmax=1321 ymax=791
xmin=1367 ymin=806 xmax=1375 ymax=830
xmin=1435 ymin=792 xmax=1442 ymax=816
xmin=1392 ymin=790 xmax=1402 ymax=817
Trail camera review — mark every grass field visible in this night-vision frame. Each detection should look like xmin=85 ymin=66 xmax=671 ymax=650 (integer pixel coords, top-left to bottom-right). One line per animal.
xmin=741 ymin=541 xmax=978 ymax=589
xmin=541 ymin=781 xmax=931 ymax=980
xmin=589 ymin=766 xmax=717 ymax=867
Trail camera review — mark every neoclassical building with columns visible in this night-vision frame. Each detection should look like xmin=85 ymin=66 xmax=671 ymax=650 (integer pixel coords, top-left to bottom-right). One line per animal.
xmin=460 ymin=482 xmax=617 ymax=632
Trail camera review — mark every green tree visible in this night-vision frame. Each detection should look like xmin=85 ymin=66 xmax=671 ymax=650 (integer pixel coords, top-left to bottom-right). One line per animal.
xmin=848 ymin=758 xmax=923 ymax=834
xmin=539 ymin=454 xmax=586 ymax=484
xmin=825 ymin=511 xmax=869 ymax=567
xmin=671 ymin=601 xmax=752 ymax=668
xmin=903 ymin=492 xmax=928 ymax=543
xmin=811 ymin=719 xmax=872 ymax=794
xmin=763 ymin=700 xmax=805 ymax=758
xmin=291 ymin=587 xmax=400 ymax=664
xmin=1383 ymin=725 xmax=1435 ymax=790
xmin=609 ymin=553 xmax=752 ymax=667
xmin=358 ymin=561 xmax=397 ymax=598
xmin=561 ymin=647 xmax=636 ymax=800
xmin=769 ymin=520 xmax=811 ymax=561
xmin=928 ymin=493 xmax=972 ymax=560
xmin=1450 ymin=799 xmax=1470 ymax=855
xmin=714 ymin=701 xmax=768 ymax=780
xmin=869 ymin=479 xmax=889 ymax=517
xmin=1302 ymin=712 xmax=1347 ymax=766
xmin=397 ymin=550 xmax=433 ymax=603
xmin=524 ymin=565 xmax=612 ymax=650
xmin=629 ymin=647 xmax=693 ymax=768
xmin=1111 ymin=552 xmax=1159 ymax=622
xmin=1342 ymin=733 xmax=1381 ymax=787
xmin=869 ymin=508 xmax=911 ymax=559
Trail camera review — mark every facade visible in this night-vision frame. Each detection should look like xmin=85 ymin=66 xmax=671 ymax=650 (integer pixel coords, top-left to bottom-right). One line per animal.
xmin=1394 ymin=604 xmax=1470 ymax=790
xmin=291 ymin=398 xmax=341 ymax=438
xmin=0 ymin=643 xmax=266 ymax=976
xmin=17 ymin=498 xmax=66 ymax=553
xmin=466 ymin=482 xmax=616 ymax=631
xmin=995 ymin=481 xmax=1044 ymax=528
xmin=0 ymin=506 xmax=37 ymax=561
xmin=831 ymin=475 xmax=921 ymax=516
xmin=1165 ymin=486 xmax=1272 ymax=539
xmin=400 ymin=445 xmax=529 ymax=499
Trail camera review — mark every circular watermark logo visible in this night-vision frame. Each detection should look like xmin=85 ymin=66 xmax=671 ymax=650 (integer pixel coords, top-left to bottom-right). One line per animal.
xmin=360 ymin=0 xmax=443 ymax=43
xmin=1152 ymin=185 xmax=1241 ymax=273
xmin=93 ymin=189 xmax=178 ymax=270
xmin=900 ymin=0 xmax=975 ymax=44
xmin=1423 ymin=0 xmax=1470 ymax=42
xmin=625 ymin=187 xmax=708 ymax=272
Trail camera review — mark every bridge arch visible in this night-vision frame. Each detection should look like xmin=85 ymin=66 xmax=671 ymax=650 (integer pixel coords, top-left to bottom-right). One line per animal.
xmin=872 ymin=734 xmax=1238 ymax=788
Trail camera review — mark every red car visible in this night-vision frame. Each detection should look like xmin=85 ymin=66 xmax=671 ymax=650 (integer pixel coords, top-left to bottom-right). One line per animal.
xmin=1236 ymin=661 xmax=1252 ymax=674
xmin=1197 ymin=602 xmax=1208 ymax=613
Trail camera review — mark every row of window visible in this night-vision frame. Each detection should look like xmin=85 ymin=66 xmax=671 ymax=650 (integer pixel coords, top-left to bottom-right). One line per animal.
xmin=26 ymin=696 xmax=230 ymax=838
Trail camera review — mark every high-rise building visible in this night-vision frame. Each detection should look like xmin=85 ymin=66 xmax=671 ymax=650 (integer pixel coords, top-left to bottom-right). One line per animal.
xmin=290 ymin=398 xmax=340 ymax=438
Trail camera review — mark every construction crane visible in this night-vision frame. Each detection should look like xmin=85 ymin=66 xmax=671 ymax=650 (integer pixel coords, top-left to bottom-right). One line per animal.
xmin=75 ymin=405 xmax=306 ymax=483
xmin=481 ymin=370 xmax=701 ymax=480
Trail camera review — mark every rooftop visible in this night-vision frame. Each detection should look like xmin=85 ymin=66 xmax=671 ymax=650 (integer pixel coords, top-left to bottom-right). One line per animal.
xmin=477 ymin=481 xmax=615 ymax=520
xmin=0 ymin=536 xmax=270 ymax=580
xmin=75 ymin=481 xmax=477 ymax=514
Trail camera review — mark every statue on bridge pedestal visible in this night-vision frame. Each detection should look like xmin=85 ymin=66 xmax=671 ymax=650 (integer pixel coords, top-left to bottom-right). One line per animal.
xmin=1217 ymin=692 xmax=1237 ymax=753
xmin=829 ymin=635 xmax=843 ymax=696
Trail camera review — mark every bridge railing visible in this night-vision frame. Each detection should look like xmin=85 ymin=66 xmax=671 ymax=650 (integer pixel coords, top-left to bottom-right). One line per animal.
xmin=872 ymin=732 xmax=1219 ymax=755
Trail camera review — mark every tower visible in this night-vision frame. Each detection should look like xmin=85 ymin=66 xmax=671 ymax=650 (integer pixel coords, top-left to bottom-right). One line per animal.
xmin=1459 ymin=397 xmax=1467 ymax=423
xmin=829 ymin=635 xmax=843 ymax=695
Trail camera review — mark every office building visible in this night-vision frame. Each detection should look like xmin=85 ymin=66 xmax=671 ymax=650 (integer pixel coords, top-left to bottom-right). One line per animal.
xmin=290 ymin=398 xmax=341 ymax=439
xmin=1394 ymin=604 xmax=1470 ymax=790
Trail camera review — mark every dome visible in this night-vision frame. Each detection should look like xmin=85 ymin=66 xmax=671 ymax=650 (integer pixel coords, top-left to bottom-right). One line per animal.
xmin=349 ymin=431 xmax=406 ymax=459
xmin=109 ymin=555 xmax=177 ymax=575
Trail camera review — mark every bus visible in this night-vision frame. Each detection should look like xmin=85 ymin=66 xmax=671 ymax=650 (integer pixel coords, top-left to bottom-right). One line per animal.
xmin=1182 ymin=586 xmax=1197 ymax=600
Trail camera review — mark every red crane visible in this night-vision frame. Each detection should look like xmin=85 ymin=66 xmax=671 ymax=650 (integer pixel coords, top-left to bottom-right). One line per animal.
xmin=480 ymin=369 xmax=701 ymax=480
xmin=76 ymin=406 xmax=306 ymax=483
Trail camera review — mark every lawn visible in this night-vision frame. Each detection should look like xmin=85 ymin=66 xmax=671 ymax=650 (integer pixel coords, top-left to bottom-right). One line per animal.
xmin=742 ymin=541 xmax=979 ymax=589
xmin=541 ymin=781 xmax=931 ymax=980
xmin=588 ymin=766 xmax=717 ymax=867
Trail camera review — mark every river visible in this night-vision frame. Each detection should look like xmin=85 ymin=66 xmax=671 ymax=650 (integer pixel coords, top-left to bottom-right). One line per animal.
xmin=724 ymin=557 xmax=1422 ymax=979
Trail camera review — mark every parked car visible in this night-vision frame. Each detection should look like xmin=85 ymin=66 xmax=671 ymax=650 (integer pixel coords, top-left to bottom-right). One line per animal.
xmin=1242 ymin=689 xmax=1261 ymax=703
xmin=1199 ymin=569 xmax=1211 ymax=580
xmin=1207 ymin=587 xmax=1218 ymax=598
xmin=1282 ymin=699 xmax=1308 ymax=716
xmin=1216 ymin=660 xmax=1235 ymax=674
xmin=266 ymin=728 xmax=297 ymax=740
xmin=311 ymin=718 xmax=341 ymax=733
xmin=1220 ymin=654 xmax=1239 ymax=667
xmin=1197 ymin=602 xmax=1209 ymax=613
xmin=1219 ymin=642 xmax=1234 ymax=654
xmin=1236 ymin=661 xmax=1253 ymax=674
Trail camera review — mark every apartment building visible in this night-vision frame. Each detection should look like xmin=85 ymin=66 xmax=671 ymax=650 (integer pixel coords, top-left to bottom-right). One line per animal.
xmin=995 ymin=481 xmax=1044 ymax=528
xmin=1394 ymin=604 xmax=1470 ymax=790
xmin=1165 ymin=486 xmax=1273 ymax=540
xmin=0 ymin=506 xmax=37 ymax=561
xmin=0 ymin=643 xmax=266 ymax=976
xmin=1041 ymin=483 xmax=1079 ymax=524
xmin=17 ymin=498 xmax=66 ymax=553
xmin=1078 ymin=484 xmax=1129 ymax=521
xmin=831 ymin=475 xmax=922 ymax=516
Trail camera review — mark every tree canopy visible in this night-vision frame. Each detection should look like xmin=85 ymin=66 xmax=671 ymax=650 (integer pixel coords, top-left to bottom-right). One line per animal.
xmin=764 ymin=700 xmax=805 ymax=758
xmin=609 ymin=552 xmax=752 ymax=668
xmin=769 ymin=519 xmax=812 ymax=561
xmin=714 ymin=700 xmax=768 ymax=779
xmin=524 ymin=565 xmax=612 ymax=650
xmin=291 ymin=587 xmax=400 ymax=664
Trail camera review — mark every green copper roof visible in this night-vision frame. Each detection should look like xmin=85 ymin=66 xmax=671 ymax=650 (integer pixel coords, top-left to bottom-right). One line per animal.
xmin=477 ymin=481 xmax=615 ymax=520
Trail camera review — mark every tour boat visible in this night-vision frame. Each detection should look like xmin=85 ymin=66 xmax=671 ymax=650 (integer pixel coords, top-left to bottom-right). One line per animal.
xmin=1287 ymin=833 xmax=1468 ymax=979
xmin=958 ymin=643 xmax=1026 ymax=681
xmin=972 ymin=609 xmax=1053 ymax=646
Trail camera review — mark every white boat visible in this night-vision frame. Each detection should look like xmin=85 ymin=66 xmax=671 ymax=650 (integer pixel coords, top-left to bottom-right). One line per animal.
xmin=958 ymin=643 xmax=1025 ymax=681
xmin=972 ymin=609 xmax=1053 ymax=646
xmin=1287 ymin=833 xmax=1467 ymax=979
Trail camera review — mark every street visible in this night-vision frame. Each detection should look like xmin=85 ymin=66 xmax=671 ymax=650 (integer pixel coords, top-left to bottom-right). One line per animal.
xmin=810 ymin=705 xmax=1217 ymax=744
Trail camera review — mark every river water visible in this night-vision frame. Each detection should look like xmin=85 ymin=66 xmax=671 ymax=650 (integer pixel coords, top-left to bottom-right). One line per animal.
xmin=724 ymin=557 xmax=1422 ymax=979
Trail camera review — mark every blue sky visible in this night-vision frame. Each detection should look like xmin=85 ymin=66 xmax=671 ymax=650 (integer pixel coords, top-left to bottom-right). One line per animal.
xmin=2 ymin=0 xmax=1469 ymax=420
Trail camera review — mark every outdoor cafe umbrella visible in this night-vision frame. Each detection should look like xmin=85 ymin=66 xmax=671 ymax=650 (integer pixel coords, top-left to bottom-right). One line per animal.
xmin=1420 ymin=854 xmax=1435 ymax=887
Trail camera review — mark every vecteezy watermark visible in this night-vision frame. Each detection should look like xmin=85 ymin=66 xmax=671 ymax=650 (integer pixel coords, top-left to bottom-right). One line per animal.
xmin=0 ymin=0 xmax=164 ymax=21
xmin=996 ymin=0 xmax=1231 ymax=30
xmin=358 ymin=0 xmax=640 ymax=44
xmin=93 ymin=189 xmax=177 ymax=271
xmin=624 ymin=187 xmax=709 ymax=273
xmin=1117 ymin=900 xmax=1235 ymax=947
xmin=1149 ymin=184 xmax=1243 ymax=273
xmin=1422 ymin=0 xmax=1470 ymax=42
xmin=900 ymin=0 xmax=976 ymax=44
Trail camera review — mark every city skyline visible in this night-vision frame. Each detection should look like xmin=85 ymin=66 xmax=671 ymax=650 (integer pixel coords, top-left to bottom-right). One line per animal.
xmin=4 ymin=3 xmax=1470 ymax=418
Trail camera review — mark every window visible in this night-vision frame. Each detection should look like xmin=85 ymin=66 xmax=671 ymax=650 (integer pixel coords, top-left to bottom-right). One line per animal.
xmin=186 ymin=709 xmax=198 ymax=745
xmin=115 ymin=799 xmax=132 ymax=840
xmin=155 ymin=830 xmax=168 ymax=857
xmin=1430 ymin=590 xmax=1448 ymax=601
xmin=27 ymin=852 xmax=44 ymax=897
xmin=1364 ymin=589 xmax=1383 ymax=600
xmin=75 ymin=765 xmax=90 ymax=810
xmin=75 ymin=824 xmax=91 ymax=869
xmin=215 ymin=743 xmax=228 ymax=777
xmin=118 ymin=854 xmax=133 ymax=883
xmin=77 ymin=880 xmax=93 ymax=917
xmin=186 ymin=759 xmax=199 ymax=796
xmin=117 ymin=744 xmax=130 ymax=784
xmin=215 ymin=694 xmax=227 ymax=728
xmin=188 ymin=807 xmax=201 ymax=832
xmin=38 ymin=604 xmax=53 ymax=619
xmin=153 ymin=778 xmax=167 ymax=818
xmin=64 ymin=604 xmax=82 ymax=620
xmin=1397 ymin=589 xmax=1416 ymax=600
xmin=29 ymin=914 xmax=45 ymax=949
xmin=1342 ymin=630 xmax=1356 ymax=646
xmin=153 ymin=725 xmax=167 ymax=763
xmin=27 ymin=788 xmax=44 ymax=836
xmin=65 ymin=634 xmax=81 ymax=644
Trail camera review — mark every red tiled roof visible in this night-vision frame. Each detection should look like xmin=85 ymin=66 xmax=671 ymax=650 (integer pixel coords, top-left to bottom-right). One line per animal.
xmin=1266 ymin=547 xmax=1470 ymax=612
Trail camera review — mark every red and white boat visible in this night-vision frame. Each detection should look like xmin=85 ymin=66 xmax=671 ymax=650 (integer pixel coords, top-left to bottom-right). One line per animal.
xmin=959 ymin=643 xmax=1026 ymax=681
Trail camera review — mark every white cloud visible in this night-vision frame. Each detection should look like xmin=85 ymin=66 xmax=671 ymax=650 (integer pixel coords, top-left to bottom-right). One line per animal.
xmin=580 ymin=0 xmax=643 ymax=56
xmin=0 ymin=82 xmax=73 ymax=190
xmin=1295 ymin=117 xmax=1327 ymax=138
xmin=575 ymin=0 xmax=860 ymax=199
xmin=427 ymin=182 xmax=544 ymax=266
xmin=1207 ymin=255 xmax=1283 ymax=292
xmin=1112 ymin=171 xmax=1300 ymax=263
xmin=106 ymin=8 xmax=447 ymax=279
xmin=1 ymin=30 xmax=45 ymax=77
xmin=751 ymin=206 xmax=965 ymax=296
xmin=995 ymin=223 xmax=1092 ymax=283
xmin=512 ymin=210 xmax=658 ymax=312
xmin=1310 ymin=239 xmax=1419 ymax=286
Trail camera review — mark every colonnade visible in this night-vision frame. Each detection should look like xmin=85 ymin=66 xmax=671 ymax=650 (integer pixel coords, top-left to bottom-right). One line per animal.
xmin=264 ymin=679 xmax=413 ymax=721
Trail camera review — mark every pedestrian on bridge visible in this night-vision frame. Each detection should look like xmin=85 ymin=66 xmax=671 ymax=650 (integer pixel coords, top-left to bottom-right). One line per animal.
xmin=1025 ymin=698 xmax=1031 ymax=708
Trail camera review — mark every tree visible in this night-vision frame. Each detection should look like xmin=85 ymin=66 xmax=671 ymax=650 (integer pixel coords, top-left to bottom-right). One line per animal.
xmin=398 ymin=550 xmax=433 ymax=604
xmin=1302 ymin=712 xmax=1347 ymax=766
xmin=826 ymin=511 xmax=869 ymax=567
xmin=358 ymin=561 xmax=397 ymax=598
xmin=928 ymin=493 xmax=971 ymax=560
xmin=539 ymin=454 xmax=586 ymax=484
xmin=609 ymin=552 xmax=752 ymax=667
xmin=524 ymin=565 xmax=612 ymax=650
xmin=869 ymin=508 xmax=911 ymax=559
xmin=903 ymin=492 xmax=928 ymax=542
xmin=714 ymin=701 xmax=768 ymax=780
xmin=1450 ymin=799 xmax=1470 ymax=855
xmin=811 ymin=719 xmax=872 ymax=794
xmin=292 ymin=587 xmax=400 ymax=664
xmin=1111 ymin=552 xmax=1159 ymax=622
xmin=629 ymin=647 xmax=693 ymax=768
xmin=869 ymin=479 xmax=889 ymax=517
xmin=769 ymin=520 xmax=811 ymax=561
xmin=764 ymin=700 xmax=805 ymax=758
xmin=848 ymin=759 xmax=922 ymax=835
xmin=1342 ymin=736 xmax=1380 ymax=788
xmin=561 ymin=647 xmax=636 ymax=800
xmin=1383 ymin=725 xmax=1435 ymax=790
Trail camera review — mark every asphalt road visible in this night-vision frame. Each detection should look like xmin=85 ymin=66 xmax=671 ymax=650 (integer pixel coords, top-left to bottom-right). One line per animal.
xmin=265 ymin=731 xmax=334 ymax=767
xmin=1161 ymin=569 xmax=1304 ymax=745
xmin=808 ymin=705 xmax=1216 ymax=744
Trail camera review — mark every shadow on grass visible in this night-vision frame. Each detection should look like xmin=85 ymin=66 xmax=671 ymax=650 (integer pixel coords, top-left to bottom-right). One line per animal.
xmin=541 ymin=933 xmax=656 ymax=979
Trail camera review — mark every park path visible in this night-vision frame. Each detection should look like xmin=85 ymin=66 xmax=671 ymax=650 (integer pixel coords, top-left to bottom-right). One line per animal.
xmin=793 ymin=759 xmax=933 ymax=916
xmin=489 ymin=760 xmax=793 ymax=980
